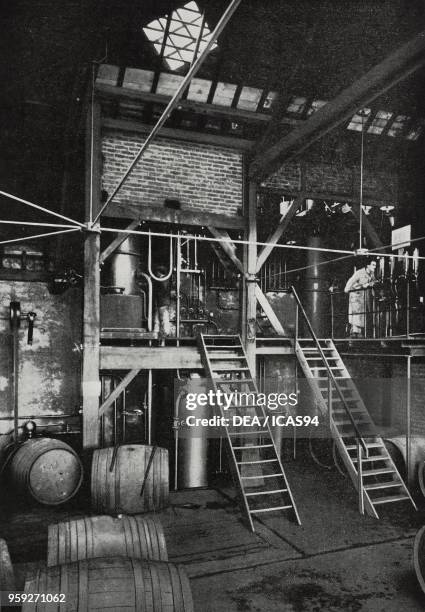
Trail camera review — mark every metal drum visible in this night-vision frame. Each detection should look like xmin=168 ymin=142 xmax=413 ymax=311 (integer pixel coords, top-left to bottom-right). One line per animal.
xmin=47 ymin=515 xmax=168 ymax=566
xmin=0 ymin=538 xmax=15 ymax=595
xmin=23 ymin=558 xmax=194 ymax=612
xmin=91 ymin=445 xmax=169 ymax=514
xmin=8 ymin=438 xmax=83 ymax=505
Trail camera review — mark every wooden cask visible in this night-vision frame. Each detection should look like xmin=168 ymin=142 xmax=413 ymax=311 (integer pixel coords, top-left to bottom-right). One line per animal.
xmin=22 ymin=558 xmax=194 ymax=612
xmin=8 ymin=438 xmax=83 ymax=505
xmin=47 ymin=515 xmax=168 ymax=566
xmin=91 ymin=445 xmax=169 ymax=514
xmin=0 ymin=538 xmax=15 ymax=593
xmin=414 ymin=525 xmax=425 ymax=595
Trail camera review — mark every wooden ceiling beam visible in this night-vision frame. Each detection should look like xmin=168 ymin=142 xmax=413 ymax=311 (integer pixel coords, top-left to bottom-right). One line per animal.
xmin=95 ymin=83 xmax=301 ymax=126
xmin=249 ymin=30 xmax=425 ymax=180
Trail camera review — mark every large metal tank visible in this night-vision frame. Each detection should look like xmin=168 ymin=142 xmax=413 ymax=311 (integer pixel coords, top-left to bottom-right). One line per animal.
xmin=101 ymin=235 xmax=145 ymax=329
xmin=109 ymin=235 xmax=141 ymax=295
xmin=303 ymin=235 xmax=330 ymax=337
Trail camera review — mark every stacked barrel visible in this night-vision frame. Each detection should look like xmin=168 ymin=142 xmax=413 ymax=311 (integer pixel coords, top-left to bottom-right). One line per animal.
xmin=18 ymin=443 xmax=193 ymax=611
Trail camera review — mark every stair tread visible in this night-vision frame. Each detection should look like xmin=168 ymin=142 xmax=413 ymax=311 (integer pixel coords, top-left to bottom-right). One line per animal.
xmin=241 ymin=473 xmax=284 ymax=479
xmin=233 ymin=444 xmax=274 ymax=450
xmin=237 ymin=458 xmax=278 ymax=465
xmin=206 ymin=344 xmax=242 ymax=349
xmin=228 ymin=430 xmax=269 ymax=436
xmin=362 ymin=467 xmax=395 ymax=476
xmin=216 ymin=378 xmax=255 ymax=384
xmin=250 ymin=505 xmax=293 ymax=513
xmin=364 ymin=481 xmax=401 ymax=491
xmin=372 ymin=494 xmax=410 ymax=504
xmin=346 ymin=443 xmax=383 ymax=450
xmin=210 ymin=355 xmax=245 ymax=361
xmin=245 ymin=489 xmax=288 ymax=496
xmin=212 ymin=367 xmax=250 ymax=372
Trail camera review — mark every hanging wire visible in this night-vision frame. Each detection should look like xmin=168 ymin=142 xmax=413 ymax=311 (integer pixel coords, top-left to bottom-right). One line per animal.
xmin=0 ymin=219 xmax=81 ymax=230
xmin=0 ymin=190 xmax=85 ymax=227
xmin=0 ymin=227 xmax=80 ymax=247
xmin=101 ymin=226 xmax=425 ymax=262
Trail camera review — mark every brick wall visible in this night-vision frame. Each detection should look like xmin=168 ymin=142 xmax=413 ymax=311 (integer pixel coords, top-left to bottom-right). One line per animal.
xmin=262 ymin=160 xmax=398 ymax=203
xmin=0 ymin=283 xmax=82 ymax=434
xmin=102 ymin=130 xmax=243 ymax=216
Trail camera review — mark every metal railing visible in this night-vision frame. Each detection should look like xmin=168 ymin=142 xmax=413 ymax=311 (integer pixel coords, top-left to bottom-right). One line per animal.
xmin=291 ymin=285 xmax=368 ymax=513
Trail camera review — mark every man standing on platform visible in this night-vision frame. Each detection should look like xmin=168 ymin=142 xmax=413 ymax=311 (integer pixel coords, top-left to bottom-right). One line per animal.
xmin=344 ymin=259 xmax=377 ymax=338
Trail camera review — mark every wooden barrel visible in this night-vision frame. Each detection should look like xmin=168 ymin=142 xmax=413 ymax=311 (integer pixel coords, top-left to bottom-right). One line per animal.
xmin=414 ymin=525 xmax=425 ymax=595
xmin=0 ymin=538 xmax=15 ymax=593
xmin=91 ymin=445 xmax=169 ymax=514
xmin=8 ymin=438 xmax=83 ymax=505
xmin=22 ymin=558 xmax=194 ymax=612
xmin=47 ymin=515 xmax=168 ymax=566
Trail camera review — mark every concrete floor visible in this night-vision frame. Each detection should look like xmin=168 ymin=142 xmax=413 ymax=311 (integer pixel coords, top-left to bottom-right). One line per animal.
xmin=2 ymin=451 xmax=425 ymax=611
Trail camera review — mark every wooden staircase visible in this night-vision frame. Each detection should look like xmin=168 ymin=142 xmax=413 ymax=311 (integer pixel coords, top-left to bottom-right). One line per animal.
xmin=198 ymin=333 xmax=301 ymax=531
xmin=294 ymin=336 xmax=417 ymax=518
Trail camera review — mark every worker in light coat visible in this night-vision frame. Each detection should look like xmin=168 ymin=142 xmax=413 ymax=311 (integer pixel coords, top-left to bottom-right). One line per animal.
xmin=344 ymin=259 xmax=377 ymax=337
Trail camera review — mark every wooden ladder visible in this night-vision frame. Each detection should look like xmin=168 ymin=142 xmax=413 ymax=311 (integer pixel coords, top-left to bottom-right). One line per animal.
xmin=295 ymin=337 xmax=417 ymax=518
xmin=198 ymin=333 xmax=301 ymax=531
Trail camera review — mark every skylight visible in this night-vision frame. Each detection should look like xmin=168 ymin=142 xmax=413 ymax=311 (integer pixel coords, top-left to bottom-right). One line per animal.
xmin=347 ymin=108 xmax=371 ymax=131
xmin=143 ymin=1 xmax=218 ymax=71
xmin=367 ymin=110 xmax=392 ymax=135
xmin=387 ymin=115 xmax=409 ymax=138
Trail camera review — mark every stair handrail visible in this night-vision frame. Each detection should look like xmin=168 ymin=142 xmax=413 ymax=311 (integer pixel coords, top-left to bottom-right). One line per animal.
xmin=290 ymin=286 xmax=368 ymax=457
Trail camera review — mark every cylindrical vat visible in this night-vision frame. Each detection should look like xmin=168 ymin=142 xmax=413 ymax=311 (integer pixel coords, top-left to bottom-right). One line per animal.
xmin=91 ymin=445 xmax=169 ymax=514
xmin=303 ymin=235 xmax=330 ymax=337
xmin=8 ymin=438 xmax=83 ymax=505
xmin=0 ymin=538 xmax=15 ymax=594
xmin=109 ymin=235 xmax=141 ymax=295
xmin=47 ymin=515 xmax=168 ymax=566
xmin=178 ymin=437 xmax=208 ymax=489
xmin=22 ymin=558 xmax=194 ymax=612
xmin=414 ymin=525 xmax=425 ymax=595
xmin=177 ymin=377 xmax=208 ymax=489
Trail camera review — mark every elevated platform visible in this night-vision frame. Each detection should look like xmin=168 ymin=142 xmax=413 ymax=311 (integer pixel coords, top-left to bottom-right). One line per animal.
xmin=99 ymin=335 xmax=425 ymax=370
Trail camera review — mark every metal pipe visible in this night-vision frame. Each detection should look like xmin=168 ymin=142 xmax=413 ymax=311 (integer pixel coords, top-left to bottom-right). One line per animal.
xmin=93 ymin=0 xmax=243 ymax=224
xmin=407 ymin=355 xmax=412 ymax=487
xmin=176 ymin=233 xmax=181 ymax=345
xmin=138 ymin=272 xmax=153 ymax=331
xmin=147 ymin=369 xmax=152 ymax=445
xmin=357 ymin=440 xmax=364 ymax=514
xmin=12 ymin=328 xmax=19 ymax=443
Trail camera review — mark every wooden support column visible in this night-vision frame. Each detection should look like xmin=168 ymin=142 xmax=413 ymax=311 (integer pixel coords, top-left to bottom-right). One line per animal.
xmin=245 ymin=181 xmax=258 ymax=372
xmin=82 ymin=98 xmax=101 ymax=449
xmin=82 ymin=231 xmax=101 ymax=448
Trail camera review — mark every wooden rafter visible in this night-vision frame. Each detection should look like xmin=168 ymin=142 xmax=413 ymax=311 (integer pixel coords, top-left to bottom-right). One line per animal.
xmin=207 ymin=226 xmax=244 ymax=274
xmin=98 ymin=369 xmax=140 ymax=417
xmin=100 ymin=219 xmax=141 ymax=265
xmin=249 ymin=30 xmax=425 ymax=180
xmin=255 ymin=285 xmax=285 ymax=336
xmin=106 ymin=202 xmax=246 ymax=229
xmin=350 ymin=205 xmax=384 ymax=250
xmin=256 ymin=195 xmax=304 ymax=273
